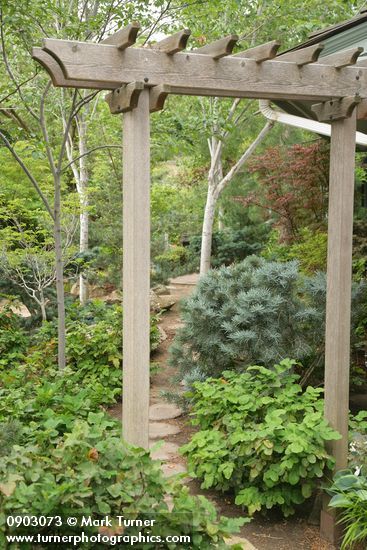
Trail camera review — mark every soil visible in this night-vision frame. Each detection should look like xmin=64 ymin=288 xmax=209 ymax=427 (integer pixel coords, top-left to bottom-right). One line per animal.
xmin=109 ymin=277 xmax=336 ymax=550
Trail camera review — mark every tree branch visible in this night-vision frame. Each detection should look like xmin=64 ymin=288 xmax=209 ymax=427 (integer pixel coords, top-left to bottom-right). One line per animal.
xmin=62 ymin=144 xmax=122 ymax=171
xmin=0 ymin=130 xmax=55 ymax=220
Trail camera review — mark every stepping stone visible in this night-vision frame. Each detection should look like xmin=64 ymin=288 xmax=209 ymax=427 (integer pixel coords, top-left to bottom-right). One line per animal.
xmin=224 ymin=536 xmax=257 ymax=549
xmin=149 ymin=442 xmax=180 ymax=461
xmin=149 ymin=403 xmax=183 ymax=421
xmin=149 ymin=422 xmax=181 ymax=439
xmin=160 ymin=463 xmax=187 ymax=478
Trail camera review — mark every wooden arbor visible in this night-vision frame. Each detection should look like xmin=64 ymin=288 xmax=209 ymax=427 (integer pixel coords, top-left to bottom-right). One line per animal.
xmin=33 ymin=24 xmax=367 ymax=544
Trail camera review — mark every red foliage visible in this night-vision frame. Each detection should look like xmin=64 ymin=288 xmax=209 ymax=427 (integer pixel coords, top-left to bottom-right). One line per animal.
xmin=236 ymin=141 xmax=330 ymax=243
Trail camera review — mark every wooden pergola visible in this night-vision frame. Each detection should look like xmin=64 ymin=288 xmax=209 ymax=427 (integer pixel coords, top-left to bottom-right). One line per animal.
xmin=33 ymin=24 xmax=366 ymax=544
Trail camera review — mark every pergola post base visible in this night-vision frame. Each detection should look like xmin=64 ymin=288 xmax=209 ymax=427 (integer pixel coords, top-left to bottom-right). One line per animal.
xmin=320 ymin=506 xmax=344 ymax=547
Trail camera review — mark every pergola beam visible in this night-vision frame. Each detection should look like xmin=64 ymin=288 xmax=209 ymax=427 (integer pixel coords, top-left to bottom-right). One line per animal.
xmin=318 ymin=46 xmax=363 ymax=68
xmin=38 ymin=39 xmax=367 ymax=101
xmin=101 ymin=22 xmax=141 ymax=50
xmin=195 ymin=34 xmax=239 ymax=59
xmin=233 ymin=40 xmax=280 ymax=61
xmin=277 ymin=43 xmax=325 ymax=65
xmin=151 ymin=29 xmax=191 ymax=54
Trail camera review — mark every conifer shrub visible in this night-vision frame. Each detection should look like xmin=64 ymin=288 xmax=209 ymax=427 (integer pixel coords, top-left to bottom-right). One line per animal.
xmin=169 ymin=256 xmax=319 ymax=383
xmin=169 ymin=256 xmax=365 ymax=385
xmin=181 ymin=360 xmax=340 ymax=517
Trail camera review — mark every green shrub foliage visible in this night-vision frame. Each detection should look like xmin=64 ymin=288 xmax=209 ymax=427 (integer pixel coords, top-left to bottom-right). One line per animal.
xmin=181 ymin=360 xmax=340 ymax=517
xmin=0 ymin=415 xmax=246 ymax=548
xmin=328 ymin=470 xmax=367 ymax=550
xmin=0 ymin=299 xmax=245 ymax=548
xmin=170 ymin=256 xmax=366 ymax=384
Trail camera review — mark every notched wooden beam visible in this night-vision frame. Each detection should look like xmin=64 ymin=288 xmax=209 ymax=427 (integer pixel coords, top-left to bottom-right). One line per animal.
xmin=151 ymin=29 xmax=191 ymax=54
xmin=196 ymin=34 xmax=239 ymax=59
xmin=32 ymin=47 xmax=115 ymax=89
xmin=149 ymin=84 xmax=172 ymax=112
xmin=318 ymin=47 xmax=364 ymax=68
xmin=233 ymin=40 xmax=280 ymax=62
xmin=106 ymin=81 xmax=145 ymax=114
xmin=312 ymin=95 xmax=361 ymax=122
xmin=101 ymin=22 xmax=140 ymax=50
xmin=277 ymin=43 xmax=324 ymax=66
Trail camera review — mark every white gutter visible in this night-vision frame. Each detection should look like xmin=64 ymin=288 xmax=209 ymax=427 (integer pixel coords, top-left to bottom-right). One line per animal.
xmin=259 ymin=99 xmax=367 ymax=146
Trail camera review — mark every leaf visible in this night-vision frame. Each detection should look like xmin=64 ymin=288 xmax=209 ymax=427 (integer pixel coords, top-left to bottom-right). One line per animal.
xmin=0 ymin=481 xmax=16 ymax=497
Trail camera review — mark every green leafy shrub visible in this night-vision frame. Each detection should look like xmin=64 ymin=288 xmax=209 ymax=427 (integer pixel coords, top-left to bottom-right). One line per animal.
xmin=328 ymin=470 xmax=367 ymax=549
xmin=262 ymin=228 xmax=327 ymax=274
xmin=0 ymin=415 xmax=246 ymax=549
xmin=181 ymin=360 xmax=340 ymax=517
xmin=0 ymin=303 xmax=29 ymax=368
xmin=29 ymin=300 xmax=160 ymax=397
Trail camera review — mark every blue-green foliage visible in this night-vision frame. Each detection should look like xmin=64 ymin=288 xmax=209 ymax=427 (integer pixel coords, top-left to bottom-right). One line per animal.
xmin=170 ymin=256 xmax=365 ymax=383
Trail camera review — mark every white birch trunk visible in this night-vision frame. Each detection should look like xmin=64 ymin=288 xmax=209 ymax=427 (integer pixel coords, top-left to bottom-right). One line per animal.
xmin=78 ymin=116 xmax=89 ymax=305
xmin=200 ymin=186 xmax=217 ymax=274
xmin=54 ymin=172 xmax=66 ymax=370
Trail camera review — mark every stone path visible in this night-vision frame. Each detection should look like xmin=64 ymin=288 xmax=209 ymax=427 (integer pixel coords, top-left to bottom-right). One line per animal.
xmin=147 ymin=274 xmax=256 ymax=550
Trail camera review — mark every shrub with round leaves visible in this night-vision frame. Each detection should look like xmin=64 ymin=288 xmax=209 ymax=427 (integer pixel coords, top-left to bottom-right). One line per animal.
xmin=0 ymin=414 xmax=247 ymax=549
xmin=181 ymin=359 xmax=340 ymax=517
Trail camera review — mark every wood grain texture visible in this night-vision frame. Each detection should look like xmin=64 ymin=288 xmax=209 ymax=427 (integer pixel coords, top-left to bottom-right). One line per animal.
xmin=40 ymin=39 xmax=367 ymax=100
xmin=101 ymin=22 xmax=140 ymax=50
xmin=318 ymin=47 xmax=363 ymax=68
xmin=149 ymin=84 xmax=171 ymax=112
xmin=277 ymin=43 xmax=324 ymax=65
xmin=122 ymin=89 xmax=150 ymax=449
xmin=151 ymin=29 xmax=191 ymax=54
xmin=106 ymin=81 xmax=144 ymax=113
xmin=324 ymin=110 xmax=356 ymax=472
xmin=32 ymin=48 xmax=111 ymax=89
xmin=233 ymin=40 xmax=280 ymax=61
xmin=195 ymin=35 xmax=239 ymax=59
xmin=312 ymin=96 xmax=361 ymax=121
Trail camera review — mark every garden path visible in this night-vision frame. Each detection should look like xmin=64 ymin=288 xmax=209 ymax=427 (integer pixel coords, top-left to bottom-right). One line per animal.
xmin=110 ymin=273 xmax=335 ymax=550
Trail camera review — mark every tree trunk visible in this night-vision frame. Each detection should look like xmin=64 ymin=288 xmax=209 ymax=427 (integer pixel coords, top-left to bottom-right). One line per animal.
xmin=200 ymin=187 xmax=217 ymax=275
xmin=39 ymin=290 xmax=47 ymax=322
xmin=78 ymin=116 xmax=89 ymax=305
xmin=54 ymin=172 xmax=66 ymax=370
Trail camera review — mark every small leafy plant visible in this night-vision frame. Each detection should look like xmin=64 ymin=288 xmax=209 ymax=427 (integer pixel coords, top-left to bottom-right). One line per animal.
xmin=328 ymin=470 xmax=367 ymax=549
xmin=181 ymin=359 xmax=340 ymax=516
xmin=0 ymin=415 xmax=247 ymax=549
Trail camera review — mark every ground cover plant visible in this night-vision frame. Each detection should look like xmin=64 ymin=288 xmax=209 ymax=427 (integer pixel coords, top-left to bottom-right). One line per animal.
xmin=328 ymin=470 xmax=367 ymax=549
xmin=0 ymin=302 xmax=246 ymax=549
xmin=181 ymin=359 xmax=340 ymax=517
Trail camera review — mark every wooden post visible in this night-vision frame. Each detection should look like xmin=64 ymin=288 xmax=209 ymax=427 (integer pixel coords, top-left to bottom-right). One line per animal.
xmin=122 ymin=89 xmax=150 ymax=449
xmin=320 ymin=109 xmax=356 ymax=544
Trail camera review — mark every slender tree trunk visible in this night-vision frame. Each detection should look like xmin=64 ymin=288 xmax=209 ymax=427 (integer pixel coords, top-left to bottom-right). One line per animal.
xmin=200 ymin=187 xmax=217 ymax=274
xmin=78 ymin=117 xmax=89 ymax=305
xmin=54 ymin=172 xmax=66 ymax=370
xmin=39 ymin=290 xmax=47 ymax=321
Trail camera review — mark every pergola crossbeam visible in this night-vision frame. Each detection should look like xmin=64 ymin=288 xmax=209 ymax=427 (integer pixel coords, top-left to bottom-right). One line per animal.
xmin=101 ymin=22 xmax=141 ymax=50
xmin=38 ymin=39 xmax=367 ymax=101
xmin=233 ymin=40 xmax=280 ymax=61
xmin=277 ymin=43 xmax=325 ymax=65
xmin=151 ymin=29 xmax=191 ymax=54
xmin=318 ymin=46 xmax=364 ymax=68
xmin=194 ymin=34 xmax=239 ymax=59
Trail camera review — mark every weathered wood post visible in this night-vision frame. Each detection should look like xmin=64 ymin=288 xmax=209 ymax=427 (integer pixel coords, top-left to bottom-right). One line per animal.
xmin=122 ymin=88 xmax=151 ymax=449
xmin=319 ymin=105 xmax=357 ymax=544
